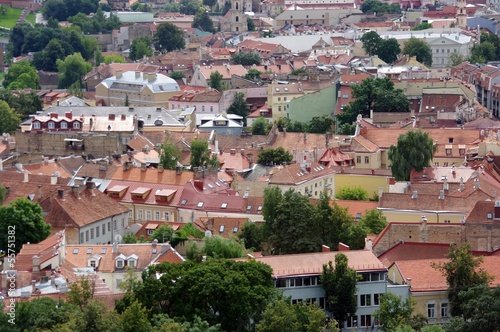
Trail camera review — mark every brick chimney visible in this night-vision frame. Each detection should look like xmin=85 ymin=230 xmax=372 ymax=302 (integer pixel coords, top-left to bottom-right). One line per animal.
xmin=50 ymin=112 xmax=58 ymax=119
xmin=158 ymin=164 xmax=164 ymax=172
xmin=338 ymin=242 xmax=350 ymax=251
xmin=108 ymin=114 xmax=115 ymax=121
xmin=141 ymin=162 xmax=147 ymax=171
xmin=176 ymin=166 xmax=182 ymax=175
xmin=32 ymin=255 xmax=40 ymax=273
xmin=86 ymin=181 xmax=96 ymax=196
xmin=494 ymin=201 xmax=500 ymax=219
xmin=321 ymin=245 xmax=330 ymax=252
xmin=65 ymin=111 xmax=72 ymax=119
xmin=57 ymin=189 xmax=65 ymax=199
xmin=71 ymin=185 xmax=80 ymax=199
xmin=116 ymin=70 xmax=123 ymax=79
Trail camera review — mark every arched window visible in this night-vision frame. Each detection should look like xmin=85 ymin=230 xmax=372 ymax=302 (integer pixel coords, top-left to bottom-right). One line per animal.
xmin=236 ymin=16 xmax=239 ymax=22
xmin=235 ymin=2 xmax=239 ymax=10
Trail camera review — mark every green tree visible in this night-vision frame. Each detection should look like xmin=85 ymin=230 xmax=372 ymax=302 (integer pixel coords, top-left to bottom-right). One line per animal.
xmin=257 ymin=147 xmax=293 ymax=165
xmin=232 ymin=52 xmax=261 ymax=66
xmin=402 ymin=37 xmax=432 ymax=67
xmin=264 ymin=188 xmax=319 ymax=254
xmin=291 ymin=68 xmax=307 ymax=76
xmin=123 ymin=232 xmax=138 ymax=244
xmin=388 ymin=130 xmax=435 ymax=181
xmin=314 ymin=195 xmax=352 ymax=250
xmin=192 ymin=8 xmax=215 ymax=32
xmin=247 ymin=17 xmax=255 ymax=31
xmin=154 ymin=23 xmax=186 ymax=53
xmin=209 ymin=70 xmax=223 ymax=91
xmin=307 ymin=115 xmax=334 ymax=133
xmin=15 ymin=297 xmax=76 ymax=332
xmin=379 ymin=38 xmax=401 ymax=64
xmin=361 ymin=31 xmax=382 ymax=56
xmin=359 ymin=209 xmax=387 ymax=234
xmin=194 ymin=235 xmax=246 ymax=259
xmin=412 ymin=22 xmax=433 ymax=30
xmin=320 ymin=253 xmax=358 ymax=325
xmin=0 ymin=198 xmax=50 ymax=254
xmin=257 ymin=297 xmax=337 ymax=332
xmin=169 ymin=71 xmax=185 ymax=80
xmin=203 ymin=0 xmax=217 ymax=7
xmin=335 ymin=186 xmax=368 ymax=200
xmin=449 ymin=53 xmax=465 ymax=67
xmin=469 ymin=42 xmax=496 ymax=64
xmin=134 ymin=260 xmax=275 ymax=331
xmin=448 ymin=284 xmax=500 ymax=331
xmin=238 ymin=221 xmax=265 ymax=251
xmin=190 ymin=138 xmax=211 ymax=169
xmin=159 ymin=135 xmax=182 ymax=170
xmin=3 ymin=60 xmax=39 ymax=90
xmin=341 ymin=222 xmax=368 ymax=250
xmin=0 ymin=90 xmax=42 ymax=120
xmin=170 ymin=223 xmax=204 ymax=247
xmin=104 ymin=54 xmax=126 ymax=64
xmin=32 ymin=38 xmax=68 ymax=72
xmin=361 ymin=0 xmax=401 ymax=14
xmin=0 ymin=184 xmax=7 ymax=204
xmin=227 ymin=92 xmax=248 ymax=125
xmin=432 ymin=243 xmax=492 ymax=317
xmin=251 ymin=116 xmax=271 ymax=135
xmin=0 ymin=100 xmax=21 ymax=134
xmin=179 ymin=0 xmax=201 ymax=14
xmin=222 ymin=0 xmax=231 ymax=15
xmin=119 ymin=300 xmax=152 ymax=332
xmin=150 ymin=224 xmax=175 ymax=243
xmin=129 ymin=36 xmax=153 ymax=61
xmin=245 ymin=68 xmax=262 ymax=80
xmin=57 ymin=52 xmax=92 ymax=89
xmin=374 ymin=293 xmax=416 ymax=332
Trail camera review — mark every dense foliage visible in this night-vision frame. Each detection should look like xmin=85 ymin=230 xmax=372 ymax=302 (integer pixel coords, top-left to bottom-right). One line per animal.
xmin=153 ymin=23 xmax=185 ymax=53
xmin=257 ymin=147 xmax=293 ymax=165
xmin=402 ymin=37 xmax=433 ymax=67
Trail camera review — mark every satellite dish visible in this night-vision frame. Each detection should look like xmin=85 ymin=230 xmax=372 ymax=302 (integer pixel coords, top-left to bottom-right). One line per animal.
xmin=204 ymin=230 xmax=212 ymax=238
xmin=114 ymin=234 xmax=123 ymax=244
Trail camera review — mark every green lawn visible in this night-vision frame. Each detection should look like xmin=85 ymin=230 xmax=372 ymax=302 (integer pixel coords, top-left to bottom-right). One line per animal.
xmin=25 ymin=12 xmax=35 ymax=26
xmin=0 ymin=6 xmax=23 ymax=29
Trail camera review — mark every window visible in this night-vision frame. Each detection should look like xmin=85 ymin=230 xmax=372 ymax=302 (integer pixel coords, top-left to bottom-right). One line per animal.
xmin=90 ymin=260 xmax=96 ymax=268
xmin=360 ymin=294 xmax=371 ymax=307
xmin=48 ymin=121 xmax=55 ymax=129
xmin=365 ymin=156 xmax=369 ymax=164
xmin=356 ymin=156 xmax=361 ymax=164
xmin=221 ymin=202 xmax=228 ymax=208
xmin=90 ymin=228 xmax=94 ymax=240
xmin=441 ymin=302 xmax=449 ymax=317
xmin=219 ymin=225 xmax=225 ymax=233
xmin=73 ymin=122 xmax=80 ymax=129
xmin=278 ymin=97 xmax=281 ymax=101
xmin=85 ymin=230 xmax=89 ymax=242
xmin=146 ymin=210 xmax=152 ymax=220
xmin=446 ymin=148 xmax=452 ymax=155
xmin=116 ymin=260 xmax=124 ymax=268
xmin=121 ymin=218 xmax=125 ymax=229
xmin=128 ymin=259 xmax=136 ymax=268
xmin=164 ymin=212 xmax=170 ymax=221
xmin=278 ymin=106 xmax=282 ymax=111
xmin=275 ymin=279 xmax=286 ymax=288
xmin=96 ymin=226 xmax=100 ymax=237
xmin=210 ymin=106 xmax=213 ymax=112
xmin=197 ymin=202 xmax=204 ymax=208
xmin=319 ymin=297 xmax=325 ymax=309
xmin=114 ymin=220 xmax=117 ymax=230
xmin=101 ymin=248 xmax=107 ymax=254
xmin=138 ymin=210 xmax=143 ymax=220
xmin=147 ymin=229 xmax=154 ymax=235
xmin=128 ymin=210 xmax=133 ymax=219
xmin=80 ymin=233 xmax=84 ymax=243
xmin=360 ymin=314 xmax=371 ymax=327
xmin=346 ymin=316 xmax=357 ymax=328
xmin=443 ymin=162 xmax=449 ymax=167
xmin=284 ymin=97 xmax=287 ymax=101
xmin=427 ymin=302 xmax=436 ymax=318
xmin=155 ymin=211 xmax=160 ymax=220
xmin=202 ymin=106 xmax=205 ymax=112
xmin=60 ymin=121 xmax=67 ymax=129
xmin=108 ymin=222 xmax=110 ymax=232
xmin=374 ymin=293 xmax=382 ymax=306
xmin=33 ymin=122 xmax=41 ymax=129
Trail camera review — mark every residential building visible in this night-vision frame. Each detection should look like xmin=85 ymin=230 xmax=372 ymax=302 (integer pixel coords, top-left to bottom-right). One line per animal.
xmin=243 ymin=249 xmax=404 ymax=331
xmin=169 ymin=89 xmax=222 ymax=115
xmin=39 ymin=181 xmax=130 ymax=245
xmin=194 ymin=216 xmax=251 ymax=238
xmin=190 ymin=64 xmax=248 ymax=89
xmin=273 ymin=8 xmax=360 ymax=28
xmin=84 ymin=63 xmax=160 ymax=92
xmin=286 ymin=82 xmax=337 ymax=123
xmin=95 ymin=70 xmax=181 ymax=107
xmin=63 ymin=242 xmax=184 ymax=293
xmin=236 ymin=39 xmax=291 ymax=59
xmin=198 ymin=113 xmax=244 ymax=135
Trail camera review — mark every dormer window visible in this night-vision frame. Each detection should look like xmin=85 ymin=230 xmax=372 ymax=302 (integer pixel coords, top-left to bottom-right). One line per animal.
xmin=60 ymin=121 xmax=67 ymax=129
xmin=115 ymin=253 xmax=126 ymax=269
xmin=73 ymin=122 xmax=80 ymax=129
xmin=48 ymin=121 xmax=55 ymax=129
xmin=221 ymin=202 xmax=228 ymax=209
xmin=197 ymin=202 xmax=204 ymax=208
xmin=116 ymin=260 xmax=124 ymax=268
xmin=127 ymin=254 xmax=138 ymax=268
xmin=33 ymin=122 xmax=41 ymax=129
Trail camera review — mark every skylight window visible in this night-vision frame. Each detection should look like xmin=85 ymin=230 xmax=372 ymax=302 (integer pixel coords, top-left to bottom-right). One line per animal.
xmin=221 ymin=202 xmax=228 ymax=209
xmin=73 ymin=248 xmax=79 ymax=254
xmin=233 ymin=227 xmax=238 ymax=233
xmin=207 ymin=183 xmax=214 ymax=189
xmin=257 ymin=206 xmax=262 ymax=211
xmin=197 ymin=202 xmax=204 ymax=208
xmin=181 ymin=199 xmax=187 ymax=205
xmin=247 ymin=205 xmax=252 ymax=211
xmin=219 ymin=225 xmax=225 ymax=232
xmin=215 ymin=181 xmax=221 ymax=187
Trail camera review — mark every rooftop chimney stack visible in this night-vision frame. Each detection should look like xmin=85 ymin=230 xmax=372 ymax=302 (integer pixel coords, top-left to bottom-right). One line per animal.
xmin=57 ymin=189 xmax=65 ymax=199
xmin=474 ymin=178 xmax=480 ymax=189
xmin=72 ymin=185 xmax=80 ymax=199
xmin=141 ymin=162 xmax=147 ymax=171
xmin=411 ymin=190 xmax=418 ymax=199
xmin=158 ymin=164 xmax=164 ymax=172
xmin=439 ymin=189 xmax=445 ymax=200
xmin=86 ymin=181 xmax=96 ymax=196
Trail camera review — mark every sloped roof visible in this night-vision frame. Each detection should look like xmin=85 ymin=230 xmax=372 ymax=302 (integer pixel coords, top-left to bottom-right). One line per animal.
xmin=105 ymin=179 xmax=184 ymax=207
xmin=112 ymin=167 xmax=194 ymax=186
xmin=269 ymin=161 xmax=335 ymax=186
xmin=378 ymin=242 xmax=452 ymax=268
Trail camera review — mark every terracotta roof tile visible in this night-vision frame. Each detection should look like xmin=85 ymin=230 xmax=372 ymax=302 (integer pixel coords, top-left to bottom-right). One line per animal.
xmin=194 ymin=217 xmax=249 ymax=238
xmin=378 ymin=242 xmax=451 ymax=268
xmin=112 ymin=167 xmax=194 ymax=186
xmin=269 ymin=161 xmax=335 ymax=185
xmin=105 ymin=179 xmax=184 ymax=207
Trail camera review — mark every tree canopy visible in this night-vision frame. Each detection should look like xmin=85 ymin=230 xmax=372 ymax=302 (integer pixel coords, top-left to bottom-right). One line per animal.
xmin=257 ymin=147 xmax=293 ymax=165
xmin=388 ymin=130 xmax=435 ymax=181
xmin=192 ymin=8 xmax=215 ymax=32
xmin=209 ymin=71 xmax=223 ymax=91
xmin=402 ymin=37 xmax=432 ymax=67
xmin=0 ymin=198 xmax=51 ymax=254
xmin=232 ymin=52 xmax=261 ymax=66
xmin=0 ymin=90 xmax=42 ymax=121
xmin=0 ymin=100 xmax=21 ymax=134
xmin=56 ymin=52 xmax=92 ymax=89
xmin=320 ymin=253 xmax=358 ymax=324
xmin=153 ymin=23 xmax=186 ymax=53
xmin=129 ymin=36 xmax=153 ymax=61
xmin=227 ymin=92 xmax=249 ymax=125
xmin=251 ymin=116 xmax=271 ymax=135
xmin=2 ymin=61 xmax=39 ymax=90
xmin=159 ymin=135 xmax=182 ymax=170
xmin=373 ymin=293 xmax=416 ymax=332
xmin=361 ymin=0 xmax=401 ymax=14
xmin=190 ymin=139 xmax=211 ymax=169
xmin=359 ymin=209 xmax=387 ymax=234
xmin=335 ymin=186 xmax=368 ymax=201
xmin=432 ymin=243 xmax=492 ymax=317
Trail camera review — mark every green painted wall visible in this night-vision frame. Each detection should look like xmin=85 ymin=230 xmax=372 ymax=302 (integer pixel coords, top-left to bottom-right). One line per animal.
xmin=287 ymin=84 xmax=337 ymax=123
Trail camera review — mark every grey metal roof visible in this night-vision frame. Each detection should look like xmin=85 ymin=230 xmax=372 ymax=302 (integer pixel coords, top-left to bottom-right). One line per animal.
xmin=100 ymin=71 xmax=181 ymax=94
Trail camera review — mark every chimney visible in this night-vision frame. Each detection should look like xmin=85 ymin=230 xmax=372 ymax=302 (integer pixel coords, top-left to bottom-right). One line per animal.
xmin=123 ymin=161 xmax=131 ymax=171
xmin=32 ymin=255 xmax=40 ymax=273
xmin=37 ymin=185 xmax=42 ymax=200
xmin=411 ymin=190 xmax=418 ymax=199
xmin=86 ymin=181 xmax=96 ymax=196
xmin=240 ymin=149 xmax=245 ymax=155
xmin=23 ymin=172 xmax=29 ymax=183
xmin=161 ymin=243 xmax=171 ymax=254
xmin=135 ymin=70 xmax=141 ymax=79
xmin=474 ymin=178 xmax=480 ymax=189
xmin=338 ymin=242 xmax=350 ymax=251
xmin=230 ymin=148 xmax=236 ymax=154
xmin=421 ymin=215 xmax=427 ymax=225
xmin=112 ymin=242 xmax=119 ymax=253
xmin=152 ymin=238 xmax=158 ymax=248
xmin=57 ymin=189 xmax=65 ymax=199
xmin=443 ymin=176 xmax=449 ymax=191
xmin=65 ymin=111 xmax=72 ymax=120
xmin=148 ymin=73 xmax=157 ymax=82
xmin=158 ymin=164 xmax=164 ymax=172
xmin=116 ymin=70 xmax=123 ymax=79
xmin=141 ymin=162 xmax=147 ymax=171
xmin=108 ymin=114 xmax=115 ymax=121
xmin=438 ymin=189 xmax=445 ymax=200
xmin=121 ymin=114 xmax=126 ymax=121
xmin=321 ymin=245 xmax=330 ymax=252
xmin=50 ymin=112 xmax=58 ymax=119
xmin=72 ymin=185 xmax=80 ymax=199
xmin=459 ymin=176 xmax=464 ymax=191
xmin=406 ymin=277 xmax=412 ymax=287
xmin=31 ymin=279 xmax=36 ymax=293
xmin=176 ymin=165 xmax=182 ymax=175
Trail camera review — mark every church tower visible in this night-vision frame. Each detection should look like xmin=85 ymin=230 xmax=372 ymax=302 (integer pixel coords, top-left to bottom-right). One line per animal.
xmin=456 ymin=0 xmax=467 ymax=28
xmin=220 ymin=0 xmax=248 ymax=33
